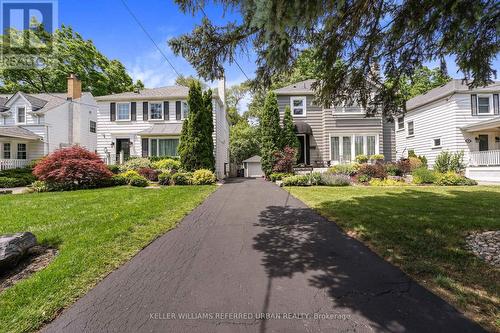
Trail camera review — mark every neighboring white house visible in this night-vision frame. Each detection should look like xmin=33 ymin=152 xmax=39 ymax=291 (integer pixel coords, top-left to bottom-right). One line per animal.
xmin=395 ymin=79 xmax=500 ymax=182
xmin=243 ymin=155 xmax=264 ymax=178
xmin=95 ymin=80 xmax=230 ymax=179
xmin=0 ymin=74 xmax=97 ymax=170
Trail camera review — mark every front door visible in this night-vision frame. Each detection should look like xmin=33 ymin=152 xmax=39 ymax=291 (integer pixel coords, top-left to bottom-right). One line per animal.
xmin=479 ymin=135 xmax=489 ymax=151
xmin=297 ymin=135 xmax=306 ymax=165
xmin=116 ymin=139 xmax=131 ymax=162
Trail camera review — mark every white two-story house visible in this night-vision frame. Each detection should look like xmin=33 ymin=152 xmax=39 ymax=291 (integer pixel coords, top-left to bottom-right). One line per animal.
xmin=395 ymin=79 xmax=500 ymax=182
xmin=0 ymin=74 xmax=97 ymax=169
xmin=95 ymin=80 xmax=230 ymax=179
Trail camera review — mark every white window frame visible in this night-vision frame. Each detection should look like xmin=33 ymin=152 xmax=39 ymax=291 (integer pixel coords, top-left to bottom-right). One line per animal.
xmin=329 ymin=133 xmax=379 ymax=162
xmin=148 ymin=137 xmax=180 ymax=157
xmin=397 ymin=116 xmax=405 ymax=131
xmin=16 ymin=106 xmax=26 ymax=124
xmin=432 ymin=137 xmax=442 ymax=148
xmin=407 ymin=121 xmax=414 ymax=137
xmin=17 ymin=143 xmax=27 ymax=160
xmin=181 ymin=101 xmax=189 ymax=120
xmin=290 ymin=96 xmax=306 ymax=117
xmin=116 ymin=102 xmax=131 ymax=121
xmin=149 ymin=102 xmax=164 ymax=120
xmin=477 ymin=95 xmax=492 ymax=115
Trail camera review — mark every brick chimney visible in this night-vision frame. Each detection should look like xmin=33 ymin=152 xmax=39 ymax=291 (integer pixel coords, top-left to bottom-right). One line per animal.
xmin=67 ymin=74 xmax=82 ymax=100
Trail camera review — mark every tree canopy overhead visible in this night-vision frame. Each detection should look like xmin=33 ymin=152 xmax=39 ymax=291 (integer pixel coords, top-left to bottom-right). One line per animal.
xmin=0 ymin=24 xmax=142 ymax=96
xmin=169 ymin=0 xmax=499 ymax=116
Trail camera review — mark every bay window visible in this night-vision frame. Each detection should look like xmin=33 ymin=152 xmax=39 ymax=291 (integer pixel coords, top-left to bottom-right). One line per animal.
xmin=330 ymin=134 xmax=378 ymax=162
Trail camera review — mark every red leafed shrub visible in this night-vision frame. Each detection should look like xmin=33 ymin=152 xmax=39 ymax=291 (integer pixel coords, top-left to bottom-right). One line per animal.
xmin=33 ymin=146 xmax=113 ymax=189
xmin=272 ymin=146 xmax=297 ymax=174
xmin=138 ymin=167 xmax=160 ymax=181
xmin=358 ymin=163 xmax=387 ymax=179
xmin=397 ymin=158 xmax=412 ymax=175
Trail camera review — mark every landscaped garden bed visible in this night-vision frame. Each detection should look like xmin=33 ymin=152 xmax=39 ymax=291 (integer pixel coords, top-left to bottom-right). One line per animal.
xmin=0 ymin=185 xmax=215 ymax=333
xmin=287 ymin=185 xmax=500 ymax=331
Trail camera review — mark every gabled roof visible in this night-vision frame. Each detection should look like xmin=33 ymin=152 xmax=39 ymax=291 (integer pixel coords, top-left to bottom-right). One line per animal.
xmin=95 ymin=86 xmax=190 ymax=101
xmin=0 ymin=126 xmax=42 ymax=140
xmin=274 ymin=79 xmax=317 ymax=95
xmin=0 ymin=92 xmax=92 ymax=113
xmin=243 ymin=155 xmax=261 ymax=163
xmin=406 ymin=79 xmax=500 ymax=111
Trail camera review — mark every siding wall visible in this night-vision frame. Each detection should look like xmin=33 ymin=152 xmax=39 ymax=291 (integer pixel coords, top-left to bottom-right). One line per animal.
xmin=395 ymin=92 xmax=500 ymax=167
xmin=97 ymin=97 xmax=228 ymax=178
xmin=277 ymin=94 xmax=387 ymax=163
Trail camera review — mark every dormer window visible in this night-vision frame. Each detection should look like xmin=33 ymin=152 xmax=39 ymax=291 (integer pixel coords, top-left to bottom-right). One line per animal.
xmin=17 ymin=106 xmax=26 ymax=124
xmin=290 ymin=97 xmax=306 ymax=117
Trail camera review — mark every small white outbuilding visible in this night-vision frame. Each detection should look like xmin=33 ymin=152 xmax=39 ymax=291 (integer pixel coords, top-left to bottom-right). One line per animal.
xmin=243 ymin=155 xmax=264 ymax=178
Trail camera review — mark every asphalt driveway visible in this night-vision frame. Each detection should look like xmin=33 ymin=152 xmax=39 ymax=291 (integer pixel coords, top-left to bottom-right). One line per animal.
xmin=43 ymin=178 xmax=484 ymax=333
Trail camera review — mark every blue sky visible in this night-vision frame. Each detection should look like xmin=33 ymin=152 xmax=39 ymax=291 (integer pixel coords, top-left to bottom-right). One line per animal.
xmin=43 ymin=0 xmax=500 ymax=111
xmin=58 ymin=0 xmax=254 ymax=89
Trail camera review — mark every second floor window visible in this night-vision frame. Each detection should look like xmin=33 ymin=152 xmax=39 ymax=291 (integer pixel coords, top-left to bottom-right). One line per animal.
xmin=290 ymin=97 xmax=306 ymax=116
xmin=397 ymin=116 xmax=404 ymax=130
xmin=117 ymin=103 xmax=130 ymax=121
xmin=182 ymin=101 xmax=189 ymax=119
xmin=407 ymin=121 xmax=414 ymax=136
xmin=150 ymin=102 xmax=163 ymax=120
xmin=89 ymin=120 xmax=96 ymax=133
xmin=17 ymin=106 xmax=26 ymax=123
xmin=478 ymin=96 xmax=491 ymax=114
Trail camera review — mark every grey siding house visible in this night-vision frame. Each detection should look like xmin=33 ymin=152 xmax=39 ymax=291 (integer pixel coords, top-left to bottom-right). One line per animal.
xmin=275 ymin=79 xmax=395 ymax=166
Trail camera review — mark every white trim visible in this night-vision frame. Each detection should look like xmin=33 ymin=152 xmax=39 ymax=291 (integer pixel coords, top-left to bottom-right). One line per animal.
xmin=116 ymin=102 xmax=131 ymax=121
xmin=397 ymin=116 xmax=405 ymax=130
xmin=477 ymin=95 xmax=493 ymax=115
xmin=149 ymin=102 xmax=164 ymax=121
xmin=290 ymin=96 xmax=307 ymax=117
xmin=432 ymin=137 xmax=442 ymax=149
xmin=329 ymin=133 xmax=379 ymax=163
xmin=16 ymin=105 xmax=27 ymax=124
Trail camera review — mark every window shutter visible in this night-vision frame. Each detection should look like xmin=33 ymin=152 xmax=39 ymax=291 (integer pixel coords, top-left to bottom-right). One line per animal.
xmin=110 ymin=102 xmax=116 ymax=121
xmin=142 ymin=138 xmax=149 ymax=157
xmin=164 ymin=101 xmax=169 ymax=120
xmin=131 ymin=102 xmax=137 ymax=121
xmin=143 ymin=102 xmax=148 ymax=121
xmin=493 ymin=94 xmax=499 ymax=115
xmin=176 ymin=101 xmax=181 ymax=120
xmin=471 ymin=94 xmax=478 ymax=115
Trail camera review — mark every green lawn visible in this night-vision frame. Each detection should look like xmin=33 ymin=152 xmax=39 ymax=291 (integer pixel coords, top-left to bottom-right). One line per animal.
xmin=288 ymin=185 xmax=500 ymax=331
xmin=0 ymin=185 xmax=215 ymax=333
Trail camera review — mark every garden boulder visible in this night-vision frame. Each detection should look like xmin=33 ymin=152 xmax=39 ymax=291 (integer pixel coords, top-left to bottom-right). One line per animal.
xmin=0 ymin=232 xmax=37 ymax=269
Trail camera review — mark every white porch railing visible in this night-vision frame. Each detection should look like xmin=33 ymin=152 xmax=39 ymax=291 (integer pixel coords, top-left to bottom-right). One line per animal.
xmin=469 ymin=150 xmax=500 ymax=166
xmin=0 ymin=159 xmax=29 ymax=170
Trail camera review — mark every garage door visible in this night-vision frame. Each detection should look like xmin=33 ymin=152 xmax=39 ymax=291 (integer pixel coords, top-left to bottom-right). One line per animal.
xmin=247 ymin=162 xmax=263 ymax=178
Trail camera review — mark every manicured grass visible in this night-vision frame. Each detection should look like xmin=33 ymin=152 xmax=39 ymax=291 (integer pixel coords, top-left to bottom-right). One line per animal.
xmin=0 ymin=185 xmax=215 ymax=333
xmin=288 ymin=185 xmax=500 ymax=331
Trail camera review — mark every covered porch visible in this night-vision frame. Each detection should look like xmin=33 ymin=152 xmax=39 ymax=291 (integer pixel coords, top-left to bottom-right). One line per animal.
xmin=461 ymin=118 xmax=500 ymax=182
xmin=0 ymin=126 xmax=43 ymax=170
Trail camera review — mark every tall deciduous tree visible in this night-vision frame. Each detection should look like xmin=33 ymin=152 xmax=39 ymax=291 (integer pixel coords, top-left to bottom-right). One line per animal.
xmin=170 ymin=0 xmax=499 ymax=116
xmin=229 ymin=121 xmax=260 ymax=165
xmin=281 ymin=106 xmax=299 ymax=152
xmin=0 ymin=24 xmax=142 ymax=95
xmin=179 ymin=82 xmax=215 ymax=171
xmin=260 ymin=92 xmax=281 ymax=177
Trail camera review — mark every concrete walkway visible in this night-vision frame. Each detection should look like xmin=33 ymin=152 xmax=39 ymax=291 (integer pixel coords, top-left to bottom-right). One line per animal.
xmin=43 ymin=178 xmax=485 ymax=333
